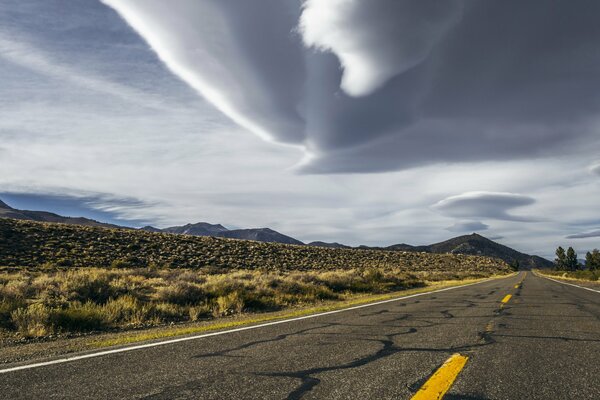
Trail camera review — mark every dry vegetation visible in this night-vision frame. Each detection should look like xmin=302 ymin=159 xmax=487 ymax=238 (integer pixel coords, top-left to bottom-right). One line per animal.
xmin=540 ymin=269 xmax=600 ymax=282
xmin=0 ymin=218 xmax=511 ymax=340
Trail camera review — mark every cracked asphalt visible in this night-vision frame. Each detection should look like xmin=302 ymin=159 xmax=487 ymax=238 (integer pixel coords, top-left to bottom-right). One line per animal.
xmin=1 ymin=271 xmax=598 ymax=399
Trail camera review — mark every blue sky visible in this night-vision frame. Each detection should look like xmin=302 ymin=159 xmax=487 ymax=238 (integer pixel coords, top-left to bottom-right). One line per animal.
xmin=1 ymin=0 xmax=600 ymax=258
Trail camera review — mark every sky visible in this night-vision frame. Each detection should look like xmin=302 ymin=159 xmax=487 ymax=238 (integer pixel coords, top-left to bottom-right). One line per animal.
xmin=1 ymin=0 xmax=599 ymax=259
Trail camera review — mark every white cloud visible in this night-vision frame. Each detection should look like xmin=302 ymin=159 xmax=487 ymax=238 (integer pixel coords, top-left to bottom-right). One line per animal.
xmin=299 ymin=0 xmax=462 ymax=96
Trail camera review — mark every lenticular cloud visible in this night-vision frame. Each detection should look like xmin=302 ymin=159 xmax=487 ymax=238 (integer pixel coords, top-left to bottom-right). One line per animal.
xmin=103 ymin=0 xmax=600 ymax=173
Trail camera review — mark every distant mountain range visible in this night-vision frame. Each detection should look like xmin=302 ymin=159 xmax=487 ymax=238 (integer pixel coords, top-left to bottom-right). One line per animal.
xmin=142 ymin=223 xmax=303 ymax=245
xmin=0 ymin=198 xmax=552 ymax=268
xmin=0 ymin=199 xmax=121 ymax=229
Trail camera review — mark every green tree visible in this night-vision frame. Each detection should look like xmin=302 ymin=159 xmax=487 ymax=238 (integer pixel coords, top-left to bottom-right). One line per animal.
xmin=566 ymin=247 xmax=579 ymax=271
xmin=586 ymin=249 xmax=600 ymax=270
xmin=555 ymin=246 xmax=566 ymax=270
xmin=509 ymin=259 xmax=520 ymax=271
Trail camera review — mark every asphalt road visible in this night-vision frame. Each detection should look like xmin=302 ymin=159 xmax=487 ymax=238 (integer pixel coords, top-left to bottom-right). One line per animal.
xmin=1 ymin=271 xmax=599 ymax=399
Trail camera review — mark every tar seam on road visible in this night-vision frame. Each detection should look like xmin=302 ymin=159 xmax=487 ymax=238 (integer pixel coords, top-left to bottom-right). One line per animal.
xmin=410 ymin=353 xmax=469 ymax=400
xmin=538 ymin=274 xmax=600 ymax=294
xmin=0 ymin=275 xmax=514 ymax=375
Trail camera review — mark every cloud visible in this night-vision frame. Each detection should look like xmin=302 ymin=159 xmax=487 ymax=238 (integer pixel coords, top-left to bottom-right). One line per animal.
xmin=3 ymin=1 xmax=600 ymax=259
xmin=446 ymin=220 xmax=489 ymax=232
xmin=101 ymin=0 xmax=600 ymax=173
xmin=590 ymin=162 xmax=600 ymax=176
xmin=566 ymin=230 xmax=600 ymax=239
xmin=0 ymin=36 xmax=175 ymax=111
xmin=432 ymin=191 xmax=537 ymax=222
xmin=100 ymin=0 xmax=306 ymax=144
xmin=299 ymin=0 xmax=462 ymax=97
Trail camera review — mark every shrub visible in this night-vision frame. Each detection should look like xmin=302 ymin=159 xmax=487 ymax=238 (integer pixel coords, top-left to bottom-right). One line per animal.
xmin=11 ymin=303 xmax=53 ymax=337
xmin=188 ymin=303 xmax=212 ymax=321
xmin=213 ymin=292 xmax=245 ymax=317
xmin=53 ymin=302 xmax=106 ymax=332
xmin=0 ymin=300 xmax=23 ymax=330
xmin=156 ymin=281 xmax=205 ymax=305
xmin=110 ymin=259 xmax=132 ymax=269
xmin=59 ymin=270 xmax=115 ymax=304
xmin=103 ymin=295 xmax=149 ymax=326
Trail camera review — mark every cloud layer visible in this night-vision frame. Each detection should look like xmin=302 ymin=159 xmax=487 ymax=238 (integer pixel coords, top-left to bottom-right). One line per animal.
xmin=2 ymin=1 xmax=600 ymax=260
xmin=102 ymin=0 xmax=600 ymax=173
xmin=432 ymin=192 xmax=537 ymax=222
xmin=446 ymin=221 xmax=489 ymax=233
xmin=566 ymin=230 xmax=600 ymax=239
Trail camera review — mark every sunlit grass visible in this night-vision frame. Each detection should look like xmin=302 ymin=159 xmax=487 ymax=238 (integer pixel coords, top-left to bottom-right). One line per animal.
xmin=92 ymin=276 xmax=505 ymax=348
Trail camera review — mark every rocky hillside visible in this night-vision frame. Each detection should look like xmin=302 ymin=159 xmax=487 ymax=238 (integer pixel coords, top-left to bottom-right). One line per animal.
xmin=0 ymin=218 xmax=511 ymax=275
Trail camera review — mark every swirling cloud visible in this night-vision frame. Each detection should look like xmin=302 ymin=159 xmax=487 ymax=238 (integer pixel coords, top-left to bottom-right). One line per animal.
xmin=102 ymin=0 xmax=600 ymax=173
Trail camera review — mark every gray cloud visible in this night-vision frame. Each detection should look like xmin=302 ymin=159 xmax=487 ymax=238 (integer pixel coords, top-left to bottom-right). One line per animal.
xmin=432 ymin=191 xmax=537 ymax=222
xmin=590 ymin=163 xmax=600 ymax=176
xmin=566 ymin=230 xmax=600 ymax=239
xmin=446 ymin=220 xmax=489 ymax=232
xmin=102 ymin=0 xmax=600 ymax=173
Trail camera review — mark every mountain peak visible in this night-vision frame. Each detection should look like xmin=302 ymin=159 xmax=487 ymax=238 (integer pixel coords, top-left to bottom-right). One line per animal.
xmin=0 ymin=199 xmax=12 ymax=209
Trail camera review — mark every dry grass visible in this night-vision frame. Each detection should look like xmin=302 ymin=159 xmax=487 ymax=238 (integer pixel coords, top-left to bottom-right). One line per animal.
xmin=0 ymin=266 xmax=501 ymax=339
xmin=536 ymin=269 xmax=600 ymax=282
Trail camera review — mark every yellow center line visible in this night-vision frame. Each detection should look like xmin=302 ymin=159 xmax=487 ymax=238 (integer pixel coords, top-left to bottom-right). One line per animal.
xmin=411 ymin=353 xmax=469 ymax=400
xmin=501 ymin=294 xmax=512 ymax=304
xmin=514 ymin=284 xmax=519 ymax=289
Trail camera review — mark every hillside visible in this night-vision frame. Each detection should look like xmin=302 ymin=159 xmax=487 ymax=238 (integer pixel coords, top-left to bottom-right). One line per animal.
xmin=422 ymin=233 xmax=553 ymax=269
xmin=0 ymin=199 xmax=551 ymax=266
xmin=0 ymin=218 xmax=511 ymax=275
xmin=0 ymin=199 xmax=121 ymax=229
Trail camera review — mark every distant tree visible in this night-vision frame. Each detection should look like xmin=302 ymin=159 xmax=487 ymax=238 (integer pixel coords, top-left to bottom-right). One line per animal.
xmin=586 ymin=249 xmax=600 ymax=271
xmin=509 ymin=259 xmax=520 ymax=271
xmin=555 ymin=246 xmax=566 ymax=270
xmin=565 ymin=247 xmax=579 ymax=271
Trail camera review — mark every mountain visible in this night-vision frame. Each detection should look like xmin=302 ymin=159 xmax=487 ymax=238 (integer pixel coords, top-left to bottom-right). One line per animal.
xmin=308 ymin=241 xmax=351 ymax=249
xmin=151 ymin=223 xmax=303 ymax=245
xmin=162 ymin=222 xmax=229 ymax=236
xmin=386 ymin=243 xmax=428 ymax=252
xmin=0 ymin=199 xmax=122 ymax=229
xmin=221 ymin=228 xmax=303 ymax=245
xmin=0 ymin=198 xmax=553 ymax=264
xmin=140 ymin=226 xmax=162 ymax=233
xmin=394 ymin=233 xmax=552 ymax=269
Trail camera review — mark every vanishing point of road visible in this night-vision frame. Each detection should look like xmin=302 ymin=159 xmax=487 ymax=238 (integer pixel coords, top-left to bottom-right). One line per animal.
xmin=1 ymin=271 xmax=599 ymax=399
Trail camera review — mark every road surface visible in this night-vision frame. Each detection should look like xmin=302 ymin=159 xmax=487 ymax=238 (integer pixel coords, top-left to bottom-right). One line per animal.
xmin=1 ymin=271 xmax=599 ymax=399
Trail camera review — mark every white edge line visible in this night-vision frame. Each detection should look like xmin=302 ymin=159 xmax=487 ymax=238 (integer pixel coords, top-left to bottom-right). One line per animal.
xmin=0 ymin=274 xmax=513 ymax=374
xmin=536 ymin=272 xmax=600 ymax=294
